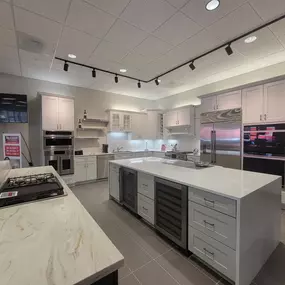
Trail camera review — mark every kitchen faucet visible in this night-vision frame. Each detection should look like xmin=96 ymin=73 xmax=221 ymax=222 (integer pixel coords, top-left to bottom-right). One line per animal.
xmin=116 ymin=146 xmax=123 ymax=152
xmin=172 ymin=144 xmax=178 ymax=152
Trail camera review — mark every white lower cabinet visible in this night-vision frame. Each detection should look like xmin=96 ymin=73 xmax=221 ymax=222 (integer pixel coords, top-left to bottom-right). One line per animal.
xmin=138 ymin=193 xmax=154 ymax=225
xmin=138 ymin=172 xmax=154 ymax=200
xmin=189 ymin=201 xmax=236 ymax=249
xmin=75 ymin=157 xmax=97 ymax=183
xmin=152 ymin=151 xmax=165 ymax=158
xmin=189 ymin=226 xmax=236 ymax=281
xmin=109 ymin=164 xmax=120 ymax=201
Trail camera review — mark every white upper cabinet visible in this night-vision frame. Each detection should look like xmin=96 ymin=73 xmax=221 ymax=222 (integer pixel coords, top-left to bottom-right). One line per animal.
xmin=42 ymin=96 xmax=58 ymax=131
xmin=216 ymin=90 xmax=241 ymax=110
xmin=145 ymin=111 xmax=163 ymax=140
xmin=42 ymin=95 xmax=74 ymax=131
xmin=264 ymin=80 xmax=285 ymax=123
xmin=131 ymin=113 xmax=147 ymax=139
xmin=200 ymin=96 xmax=216 ymax=113
xmin=201 ymin=91 xmax=241 ymax=113
xmin=242 ymin=85 xmax=264 ymax=124
xmin=108 ymin=111 xmax=132 ymax=132
xmin=164 ymin=107 xmax=194 ymax=128
xmin=58 ymin=97 xmax=74 ymax=131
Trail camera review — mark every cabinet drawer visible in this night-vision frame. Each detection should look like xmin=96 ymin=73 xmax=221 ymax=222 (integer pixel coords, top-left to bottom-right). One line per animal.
xmin=189 ymin=202 xmax=236 ymax=249
xmin=138 ymin=172 xmax=154 ymax=200
xmin=138 ymin=194 xmax=154 ymax=225
xmin=189 ymin=226 xmax=236 ymax=281
xmin=110 ymin=163 xmax=120 ymax=173
xmin=75 ymin=157 xmax=87 ymax=163
xmin=189 ymin=188 xmax=236 ymax=217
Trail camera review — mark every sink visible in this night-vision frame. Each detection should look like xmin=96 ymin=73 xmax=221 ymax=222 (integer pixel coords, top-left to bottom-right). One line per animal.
xmin=162 ymin=160 xmax=208 ymax=170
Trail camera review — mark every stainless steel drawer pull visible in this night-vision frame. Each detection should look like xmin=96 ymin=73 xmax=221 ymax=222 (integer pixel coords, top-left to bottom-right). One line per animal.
xmin=204 ymin=220 xmax=215 ymax=228
xmin=204 ymin=248 xmax=214 ymax=258
xmin=204 ymin=198 xmax=215 ymax=206
xmin=142 ymin=206 xmax=148 ymax=211
xmin=142 ymin=184 xmax=148 ymax=187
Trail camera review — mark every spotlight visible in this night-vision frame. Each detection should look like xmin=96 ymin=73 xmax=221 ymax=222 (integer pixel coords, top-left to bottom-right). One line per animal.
xmin=189 ymin=61 xmax=196 ymax=71
xmin=114 ymin=74 xmax=119 ymax=83
xmin=225 ymin=44 xmax=233 ymax=56
xmin=138 ymin=81 xmax=141 ymax=88
xmin=63 ymin=61 xmax=69 ymax=72
xmin=92 ymin=69 xmax=96 ymax=78
xmin=155 ymin=78 xmax=160 ymax=86
xmin=206 ymin=0 xmax=220 ymax=11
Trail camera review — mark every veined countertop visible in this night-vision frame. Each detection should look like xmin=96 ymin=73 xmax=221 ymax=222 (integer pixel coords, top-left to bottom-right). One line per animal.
xmin=110 ymin=157 xmax=281 ymax=200
xmin=0 ymin=166 xmax=124 ymax=285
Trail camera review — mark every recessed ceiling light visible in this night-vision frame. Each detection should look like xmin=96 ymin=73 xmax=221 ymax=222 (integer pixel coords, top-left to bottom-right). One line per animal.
xmin=68 ymin=54 xmax=76 ymax=59
xmin=244 ymin=36 xmax=257 ymax=44
xmin=206 ymin=0 xmax=220 ymax=11
xmin=120 ymin=68 xmax=127 ymax=73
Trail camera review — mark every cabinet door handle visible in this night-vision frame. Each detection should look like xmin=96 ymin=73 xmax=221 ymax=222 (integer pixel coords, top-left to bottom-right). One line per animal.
xmin=264 ymin=114 xmax=267 ymax=121
xmin=204 ymin=248 xmax=214 ymax=258
xmin=204 ymin=198 xmax=215 ymax=207
xmin=204 ymin=220 xmax=215 ymax=228
xmin=142 ymin=184 xmax=148 ymax=187
xmin=142 ymin=206 xmax=148 ymax=212
xmin=57 ymin=124 xmax=59 ymax=129
xmin=260 ymin=114 xmax=262 ymax=121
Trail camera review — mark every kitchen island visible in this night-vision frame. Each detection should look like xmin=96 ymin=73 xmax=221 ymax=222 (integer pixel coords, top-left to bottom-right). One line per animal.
xmin=0 ymin=166 xmax=124 ymax=285
xmin=109 ymin=157 xmax=282 ymax=285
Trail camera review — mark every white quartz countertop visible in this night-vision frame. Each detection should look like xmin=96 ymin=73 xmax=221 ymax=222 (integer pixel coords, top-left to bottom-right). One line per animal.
xmin=111 ymin=157 xmax=281 ymax=199
xmin=0 ymin=166 xmax=124 ymax=285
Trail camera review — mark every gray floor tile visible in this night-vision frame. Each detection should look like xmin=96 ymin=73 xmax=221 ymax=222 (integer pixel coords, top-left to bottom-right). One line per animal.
xmin=119 ymin=273 xmax=141 ymax=285
xmin=188 ymin=255 xmax=221 ymax=283
xmin=254 ymin=243 xmax=285 ymax=285
xmin=119 ymin=264 xmax=132 ymax=280
xmin=134 ymin=260 xmax=179 ymax=285
xmin=156 ymin=249 xmax=215 ymax=285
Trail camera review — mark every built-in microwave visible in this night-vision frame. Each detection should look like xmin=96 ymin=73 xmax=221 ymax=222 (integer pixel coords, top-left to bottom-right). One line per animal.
xmin=244 ymin=124 xmax=285 ymax=157
xmin=43 ymin=131 xmax=74 ymax=149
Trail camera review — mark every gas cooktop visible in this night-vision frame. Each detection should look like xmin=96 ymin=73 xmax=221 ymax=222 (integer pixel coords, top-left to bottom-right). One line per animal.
xmin=0 ymin=173 xmax=65 ymax=208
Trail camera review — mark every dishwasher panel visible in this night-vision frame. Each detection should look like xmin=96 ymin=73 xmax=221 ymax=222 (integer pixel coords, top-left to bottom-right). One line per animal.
xmin=155 ymin=177 xmax=188 ymax=250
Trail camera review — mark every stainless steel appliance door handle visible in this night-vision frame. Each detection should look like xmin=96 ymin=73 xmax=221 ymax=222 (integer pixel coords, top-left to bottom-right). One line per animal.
xmin=260 ymin=114 xmax=262 ymax=121
xmin=210 ymin=131 xmax=214 ymax=163
xmin=213 ymin=130 xmax=217 ymax=163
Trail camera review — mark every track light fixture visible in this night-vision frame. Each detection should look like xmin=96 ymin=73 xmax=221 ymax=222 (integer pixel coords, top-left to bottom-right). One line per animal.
xmin=155 ymin=78 xmax=160 ymax=86
xmin=63 ymin=61 xmax=69 ymax=72
xmin=138 ymin=81 xmax=141 ymax=88
xmin=92 ymin=69 xmax=96 ymax=78
xmin=225 ymin=44 xmax=233 ymax=56
xmin=189 ymin=61 xmax=196 ymax=71
xmin=114 ymin=74 xmax=119 ymax=83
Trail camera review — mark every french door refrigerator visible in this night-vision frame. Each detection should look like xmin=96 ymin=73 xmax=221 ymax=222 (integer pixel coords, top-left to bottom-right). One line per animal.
xmin=200 ymin=108 xmax=242 ymax=170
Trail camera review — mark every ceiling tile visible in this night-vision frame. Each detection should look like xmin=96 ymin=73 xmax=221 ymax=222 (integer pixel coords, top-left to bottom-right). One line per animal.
xmin=84 ymin=0 xmax=130 ymax=16
xmin=19 ymin=49 xmax=53 ymax=68
xmin=56 ymin=27 xmax=100 ymax=62
xmin=66 ymin=0 xmax=116 ymax=38
xmin=14 ymin=7 xmax=61 ymax=54
xmin=269 ymin=19 xmax=285 ymax=37
xmin=0 ymin=45 xmax=18 ymax=60
xmin=133 ymin=36 xmax=173 ymax=59
xmin=232 ymin=28 xmax=284 ymax=58
xmin=165 ymin=29 xmax=221 ymax=65
xmin=182 ymin=0 xmax=246 ymax=28
xmin=250 ymin=0 xmax=285 ymax=22
xmin=0 ymin=26 xmax=17 ymax=47
xmin=0 ymin=58 xmax=21 ymax=76
xmin=153 ymin=12 xmax=202 ymax=46
xmin=0 ymin=1 xmax=14 ymax=30
xmin=206 ymin=3 xmax=263 ymax=42
xmin=164 ymin=0 xmax=189 ymax=9
xmin=105 ymin=19 xmax=147 ymax=49
xmin=90 ymin=40 xmax=130 ymax=62
xmin=120 ymin=0 xmax=176 ymax=32
xmin=120 ymin=52 xmax=152 ymax=69
xmin=13 ymin=0 xmax=71 ymax=23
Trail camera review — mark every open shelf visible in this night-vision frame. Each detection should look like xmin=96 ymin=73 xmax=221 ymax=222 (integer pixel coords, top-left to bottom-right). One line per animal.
xmin=81 ymin=118 xmax=109 ymax=124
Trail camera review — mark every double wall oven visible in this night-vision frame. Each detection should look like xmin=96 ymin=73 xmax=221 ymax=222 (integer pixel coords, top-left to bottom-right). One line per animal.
xmin=43 ymin=131 xmax=74 ymax=175
xmin=243 ymin=124 xmax=285 ymax=185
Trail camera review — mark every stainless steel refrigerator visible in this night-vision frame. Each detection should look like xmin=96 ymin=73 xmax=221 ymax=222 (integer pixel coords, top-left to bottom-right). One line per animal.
xmin=200 ymin=108 xmax=242 ymax=169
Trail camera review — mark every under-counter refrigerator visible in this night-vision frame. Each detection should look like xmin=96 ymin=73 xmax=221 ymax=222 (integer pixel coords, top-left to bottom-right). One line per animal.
xmin=200 ymin=108 xmax=242 ymax=169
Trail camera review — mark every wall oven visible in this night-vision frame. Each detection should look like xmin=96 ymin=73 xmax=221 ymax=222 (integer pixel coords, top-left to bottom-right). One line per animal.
xmin=44 ymin=149 xmax=74 ymax=175
xmin=43 ymin=131 xmax=74 ymax=149
xmin=243 ymin=124 xmax=285 ymax=186
xmin=155 ymin=178 xmax=188 ymax=250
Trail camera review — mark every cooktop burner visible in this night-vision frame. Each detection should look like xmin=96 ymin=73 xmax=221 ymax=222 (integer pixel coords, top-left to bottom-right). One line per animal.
xmin=0 ymin=173 xmax=65 ymax=208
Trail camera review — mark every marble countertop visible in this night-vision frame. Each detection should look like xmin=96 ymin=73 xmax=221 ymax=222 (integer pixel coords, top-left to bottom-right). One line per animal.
xmin=0 ymin=166 xmax=124 ymax=285
xmin=111 ymin=157 xmax=281 ymax=200
xmin=75 ymin=150 xmax=166 ymax=157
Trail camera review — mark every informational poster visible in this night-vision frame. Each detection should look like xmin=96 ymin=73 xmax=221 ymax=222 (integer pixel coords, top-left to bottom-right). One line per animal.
xmin=2 ymin=133 xmax=22 ymax=168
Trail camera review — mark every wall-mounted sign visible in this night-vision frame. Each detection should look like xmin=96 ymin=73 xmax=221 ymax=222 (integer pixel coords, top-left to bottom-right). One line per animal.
xmin=3 ymin=133 xmax=22 ymax=168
